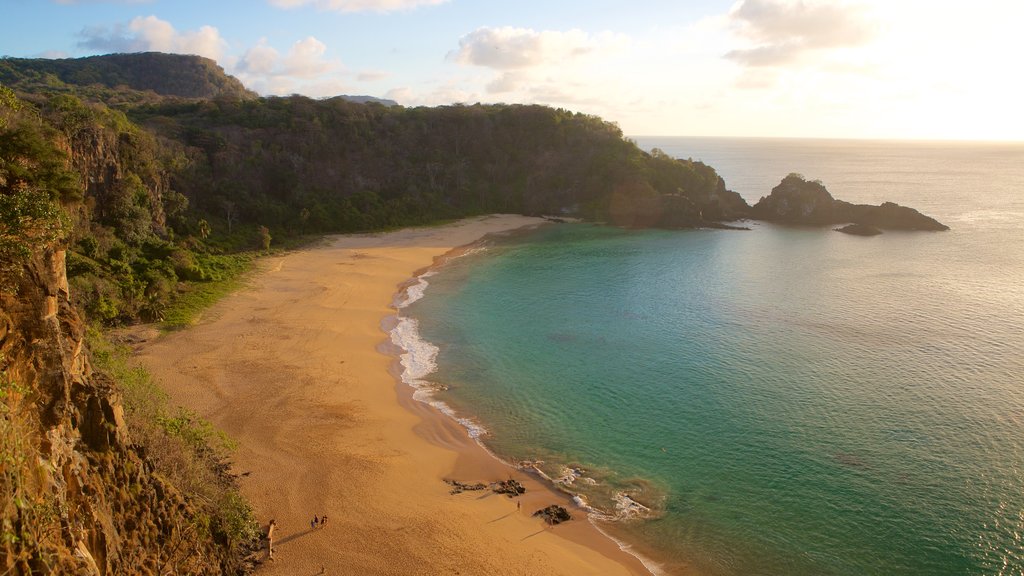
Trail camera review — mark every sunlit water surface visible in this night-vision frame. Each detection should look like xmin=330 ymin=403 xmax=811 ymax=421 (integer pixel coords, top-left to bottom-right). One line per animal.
xmin=399 ymin=138 xmax=1024 ymax=575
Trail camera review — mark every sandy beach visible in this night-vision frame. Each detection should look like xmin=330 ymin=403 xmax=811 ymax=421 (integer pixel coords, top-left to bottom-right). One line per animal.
xmin=133 ymin=215 xmax=650 ymax=576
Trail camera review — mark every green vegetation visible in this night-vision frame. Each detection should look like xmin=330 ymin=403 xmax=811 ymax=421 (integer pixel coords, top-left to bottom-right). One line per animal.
xmin=0 ymin=53 xmax=254 ymax=104
xmin=158 ymin=251 xmax=252 ymax=330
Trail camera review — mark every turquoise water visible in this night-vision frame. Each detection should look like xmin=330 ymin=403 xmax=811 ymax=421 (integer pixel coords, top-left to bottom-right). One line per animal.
xmin=400 ymin=138 xmax=1024 ymax=575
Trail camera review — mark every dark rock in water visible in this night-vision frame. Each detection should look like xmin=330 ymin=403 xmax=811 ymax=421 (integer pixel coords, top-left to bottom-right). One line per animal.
xmin=533 ymin=505 xmax=572 ymax=525
xmin=751 ymin=174 xmax=948 ymax=231
xmin=493 ymin=479 xmax=526 ymax=496
xmin=750 ymin=174 xmax=838 ymax=224
xmin=836 ymin=223 xmax=883 ymax=236
xmin=854 ymin=201 xmax=948 ymax=231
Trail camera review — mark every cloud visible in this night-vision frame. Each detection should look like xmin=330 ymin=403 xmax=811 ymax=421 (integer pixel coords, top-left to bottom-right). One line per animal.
xmin=725 ymin=0 xmax=878 ymax=67
xmin=78 ymin=15 xmax=227 ymax=60
xmin=451 ymin=27 xmax=628 ymax=71
xmin=268 ymin=0 xmax=447 ymax=13
xmin=234 ymin=37 xmax=343 ymax=95
xmin=37 ymin=50 xmax=72 ymax=59
xmin=357 ymin=70 xmax=391 ymax=82
xmin=77 ymin=15 xmax=346 ymax=97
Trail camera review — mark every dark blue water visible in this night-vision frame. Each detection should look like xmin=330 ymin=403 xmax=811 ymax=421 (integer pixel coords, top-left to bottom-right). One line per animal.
xmin=400 ymin=138 xmax=1024 ymax=575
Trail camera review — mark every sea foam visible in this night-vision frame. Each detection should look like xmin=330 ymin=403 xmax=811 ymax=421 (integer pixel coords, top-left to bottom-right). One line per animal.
xmin=391 ymin=269 xmax=488 ymax=439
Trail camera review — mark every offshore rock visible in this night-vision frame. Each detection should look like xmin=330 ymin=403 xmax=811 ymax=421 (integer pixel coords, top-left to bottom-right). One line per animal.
xmin=836 ymin=223 xmax=883 ymax=236
xmin=751 ymin=174 xmax=948 ymax=231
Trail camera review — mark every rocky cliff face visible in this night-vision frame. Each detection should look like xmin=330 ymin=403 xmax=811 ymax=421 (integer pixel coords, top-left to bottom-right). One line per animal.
xmin=0 ymin=249 xmax=240 ymax=574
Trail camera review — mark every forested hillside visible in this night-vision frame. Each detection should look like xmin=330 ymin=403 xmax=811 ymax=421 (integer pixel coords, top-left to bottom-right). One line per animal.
xmin=2 ymin=52 xmax=749 ymax=327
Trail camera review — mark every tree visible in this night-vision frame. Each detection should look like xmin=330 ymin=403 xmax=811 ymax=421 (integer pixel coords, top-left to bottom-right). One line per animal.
xmin=0 ymin=188 xmax=68 ymax=291
xmin=258 ymin=225 xmax=271 ymax=252
xmin=222 ymin=199 xmax=237 ymax=234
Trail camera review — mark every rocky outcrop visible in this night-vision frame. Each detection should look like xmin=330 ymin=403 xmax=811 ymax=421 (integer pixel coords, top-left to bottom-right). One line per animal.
xmin=493 ymin=479 xmax=526 ymax=497
xmin=836 ymin=223 xmax=882 ymax=236
xmin=532 ymin=505 xmax=571 ymax=525
xmin=0 ymin=249 xmax=247 ymax=574
xmin=751 ymin=174 xmax=948 ymax=231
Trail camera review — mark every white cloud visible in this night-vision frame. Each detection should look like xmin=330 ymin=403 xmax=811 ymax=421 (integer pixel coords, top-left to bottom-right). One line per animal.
xmin=282 ymin=37 xmax=333 ymax=78
xmin=268 ymin=0 xmax=447 ymax=13
xmin=451 ymin=27 xmax=629 ymax=71
xmin=78 ymin=15 xmax=227 ymax=60
xmin=234 ymin=36 xmax=343 ymax=96
xmin=725 ymin=0 xmax=879 ymax=67
xmin=236 ymin=39 xmax=279 ymax=75
xmin=357 ymin=70 xmax=391 ymax=82
xmin=448 ymin=26 xmax=633 ymax=107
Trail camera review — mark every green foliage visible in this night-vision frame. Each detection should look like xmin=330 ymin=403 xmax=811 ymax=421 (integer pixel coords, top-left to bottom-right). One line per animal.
xmin=0 ymin=188 xmax=69 ymax=291
xmin=258 ymin=225 xmax=271 ymax=252
xmin=1 ymin=53 xmax=254 ymax=102
xmin=159 ymin=252 xmax=252 ymax=330
xmin=0 ymin=91 xmax=74 ymax=291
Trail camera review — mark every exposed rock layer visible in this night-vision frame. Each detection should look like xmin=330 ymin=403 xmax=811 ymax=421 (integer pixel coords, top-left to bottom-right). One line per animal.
xmin=0 ymin=250 xmax=241 ymax=575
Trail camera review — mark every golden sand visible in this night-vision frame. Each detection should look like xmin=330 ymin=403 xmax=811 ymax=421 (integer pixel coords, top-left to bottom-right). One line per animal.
xmin=135 ymin=215 xmax=649 ymax=575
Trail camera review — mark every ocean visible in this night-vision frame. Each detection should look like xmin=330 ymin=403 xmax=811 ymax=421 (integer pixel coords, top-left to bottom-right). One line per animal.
xmin=393 ymin=137 xmax=1024 ymax=575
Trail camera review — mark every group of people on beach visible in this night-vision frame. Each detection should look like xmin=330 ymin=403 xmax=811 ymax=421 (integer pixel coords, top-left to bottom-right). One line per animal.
xmin=311 ymin=514 xmax=329 ymax=530
xmin=264 ymin=513 xmax=329 ymax=562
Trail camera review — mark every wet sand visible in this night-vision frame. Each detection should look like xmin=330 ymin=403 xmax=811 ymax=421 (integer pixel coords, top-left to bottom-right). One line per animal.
xmin=134 ymin=215 xmax=651 ymax=575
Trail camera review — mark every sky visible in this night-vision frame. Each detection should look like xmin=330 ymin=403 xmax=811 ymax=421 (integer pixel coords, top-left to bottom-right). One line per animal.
xmin=2 ymin=0 xmax=1022 ymax=141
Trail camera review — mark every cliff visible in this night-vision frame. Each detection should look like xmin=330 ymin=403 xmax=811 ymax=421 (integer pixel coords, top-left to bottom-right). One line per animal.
xmin=2 ymin=88 xmax=255 ymax=574
xmin=0 ymin=248 xmax=253 ymax=574
xmin=750 ymin=173 xmax=948 ymax=231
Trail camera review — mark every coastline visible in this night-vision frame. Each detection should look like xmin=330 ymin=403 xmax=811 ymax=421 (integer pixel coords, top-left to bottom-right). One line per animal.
xmin=133 ymin=215 xmax=651 ymax=576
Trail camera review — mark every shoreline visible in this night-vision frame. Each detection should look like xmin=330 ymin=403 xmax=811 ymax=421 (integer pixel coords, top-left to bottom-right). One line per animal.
xmin=387 ymin=230 xmax=672 ymax=576
xmin=133 ymin=215 xmax=651 ymax=576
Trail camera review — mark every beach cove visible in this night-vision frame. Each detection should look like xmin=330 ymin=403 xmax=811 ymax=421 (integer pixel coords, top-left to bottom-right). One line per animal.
xmin=132 ymin=215 xmax=653 ymax=576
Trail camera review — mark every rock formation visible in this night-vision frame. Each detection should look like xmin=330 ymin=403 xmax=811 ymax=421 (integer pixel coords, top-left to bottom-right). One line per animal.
xmin=532 ymin=505 xmax=572 ymax=525
xmin=750 ymin=174 xmax=948 ymax=231
xmin=835 ymin=223 xmax=883 ymax=236
xmin=0 ymin=248 xmax=252 ymax=574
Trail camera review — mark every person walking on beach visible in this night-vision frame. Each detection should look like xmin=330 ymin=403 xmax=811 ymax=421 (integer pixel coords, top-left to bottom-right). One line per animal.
xmin=311 ymin=515 xmax=319 ymax=530
xmin=266 ymin=519 xmax=277 ymax=561
xmin=321 ymin=515 xmax=329 ymax=528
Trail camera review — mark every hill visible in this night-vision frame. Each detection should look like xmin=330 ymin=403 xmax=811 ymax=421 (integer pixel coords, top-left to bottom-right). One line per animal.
xmin=0 ymin=52 xmax=255 ymax=101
